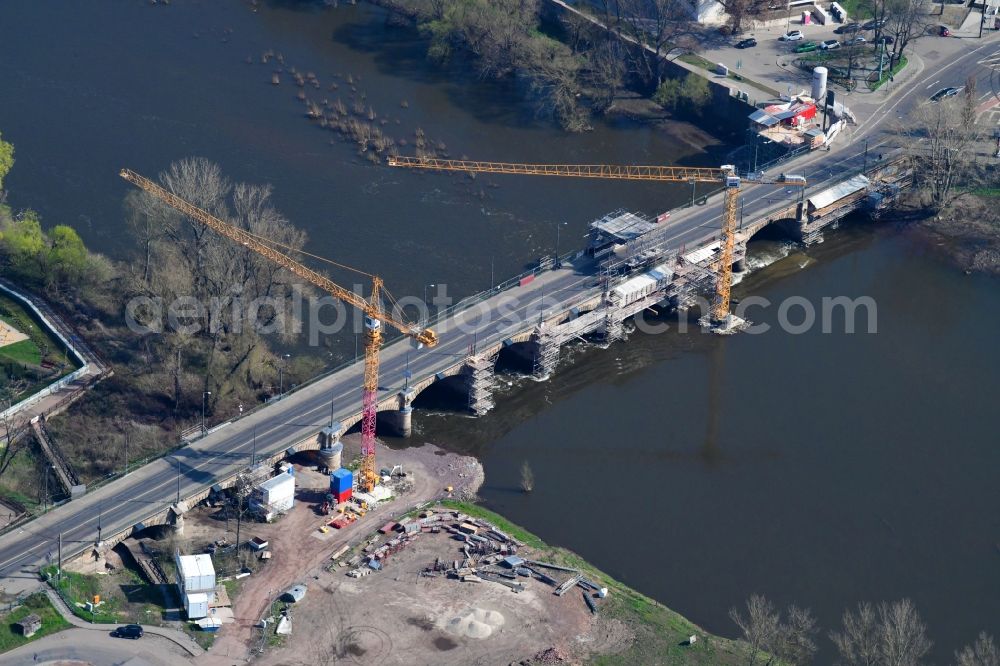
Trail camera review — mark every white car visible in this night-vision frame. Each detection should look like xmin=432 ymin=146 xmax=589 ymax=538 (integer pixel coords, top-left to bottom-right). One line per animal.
xmin=780 ymin=30 xmax=804 ymax=41
xmin=846 ymin=36 xmax=867 ymax=45
xmin=820 ymin=39 xmax=841 ymax=50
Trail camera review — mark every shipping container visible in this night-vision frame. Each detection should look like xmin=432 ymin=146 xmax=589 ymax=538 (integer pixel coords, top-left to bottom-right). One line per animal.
xmin=330 ymin=468 xmax=353 ymax=494
xmin=334 ymin=488 xmax=352 ymax=504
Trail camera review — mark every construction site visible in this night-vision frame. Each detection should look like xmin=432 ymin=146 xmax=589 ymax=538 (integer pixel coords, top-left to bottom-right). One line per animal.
xmin=28 ymin=152 xmax=907 ymax=663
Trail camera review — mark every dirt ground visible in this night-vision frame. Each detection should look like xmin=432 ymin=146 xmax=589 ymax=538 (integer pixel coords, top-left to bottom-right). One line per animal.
xmin=254 ymin=528 xmax=631 ymax=666
xmin=196 ymin=437 xmax=484 ymax=665
xmin=0 ymin=318 xmax=29 ymax=348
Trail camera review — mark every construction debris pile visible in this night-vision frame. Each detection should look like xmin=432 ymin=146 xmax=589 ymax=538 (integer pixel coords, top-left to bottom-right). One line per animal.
xmin=405 ymin=510 xmax=610 ymax=615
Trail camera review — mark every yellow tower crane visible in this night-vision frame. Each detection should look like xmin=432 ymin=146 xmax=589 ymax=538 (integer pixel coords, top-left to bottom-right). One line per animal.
xmin=387 ymin=157 xmax=804 ymax=325
xmin=120 ymin=168 xmax=438 ymax=492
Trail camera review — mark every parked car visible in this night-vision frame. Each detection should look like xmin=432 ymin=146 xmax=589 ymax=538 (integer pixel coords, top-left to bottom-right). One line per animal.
xmin=939 ymin=25 xmax=952 ymax=36
xmin=875 ymin=35 xmax=895 ymax=44
xmin=834 ymin=22 xmax=862 ymax=34
xmin=862 ymin=18 xmax=888 ymax=30
xmin=736 ymin=37 xmax=758 ymax=48
xmin=820 ymin=39 xmax=841 ymax=50
xmin=930 ymin=86 xmax=962 ymax=102
xmin=780 ymin=30 xmax=804 ymax=41
xmin=846 ymin=36 xmax=867 ymax=45
xmin=113 ymin=624 xmax=144 ymax=640
xmin=794 ymin=41 xmax=819 ymax=53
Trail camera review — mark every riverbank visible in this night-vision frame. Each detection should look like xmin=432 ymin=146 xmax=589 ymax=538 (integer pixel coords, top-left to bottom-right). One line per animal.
xmin=906 ymin=194 xmax=1000 ymax=275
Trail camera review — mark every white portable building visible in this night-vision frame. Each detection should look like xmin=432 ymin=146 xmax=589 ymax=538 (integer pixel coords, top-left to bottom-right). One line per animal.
xmin=176 ymin=553 xmax=216 ymax=594
xmin=175 ymin=553 xmax=216 ymax=619
xmin=251 ymin=471 xmax=295 ymax=520
xmin=185 ymin=592 xmax=209 ymax=620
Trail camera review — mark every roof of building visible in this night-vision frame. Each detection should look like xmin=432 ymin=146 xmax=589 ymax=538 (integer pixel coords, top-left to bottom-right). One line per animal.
xmin=683 ymin=240 xmax=721 ymax=265
xmin=177 ymin=553 xmax=215 ymax=580
xmin=749 ymin=109 xmax=780 ymax=127
xmin=331 ymin=468 xmax=352 ymax=480
xmin=186 ymin=592 xmax=209 ymax=604
xmin=808 ymin=174 xmax=870 ymax=210
xmin=590 ymin=211 xmax=658 ymax=243
xmin=258 ymin=471 xmax=295 ymax=492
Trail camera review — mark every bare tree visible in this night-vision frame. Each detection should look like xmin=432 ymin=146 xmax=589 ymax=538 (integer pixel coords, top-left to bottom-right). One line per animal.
xmin=832 ymin=599 xmax=932 ymax=666
xmin=904 ymin=78 xmax=985 ymax=210
xmin=731 ymin=594 xmax=781 ymax=666
xmin=520 ymin=460 xmax=534 ymax=492
xmin=955 ymin=632 xmax=1000 ymax=666
xmin=0 ymin=409 xmax=30 ymax=479
xmin=608 ymin=0 xmax=699 ymax=92
xmin=880 ymin=599 xmax=932 ymax=666
xmin=716 ymin=0 xmax=770 ymax=37
xmin=884 ymin=0 xmax=930 ymax=70
xmin=774 ymin=605 xmax=819 ymax=665
xmin=831 ymin=601 xmax=880 ymax=666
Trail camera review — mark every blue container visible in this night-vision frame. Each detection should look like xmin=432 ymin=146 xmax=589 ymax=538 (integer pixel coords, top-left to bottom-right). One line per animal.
xmin=330 ymin=468 xmax=353 ymax=494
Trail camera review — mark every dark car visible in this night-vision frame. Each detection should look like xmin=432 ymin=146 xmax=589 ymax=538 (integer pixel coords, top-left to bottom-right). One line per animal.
xmin=113 ymin=624 xmax=144 ymax=639
xmin=862 ymin=19 xmax=887 ymax=30
xmin=939 ymin=25 xmax=952 ymax=36
xmin=930 ymin=86 xmax=963 ymax=102
xmin=736 ymin=37 xmax=758 ymax=48
xmin=834 ymin=22 xmax=862 ymax=34
xmin=875 ymin=34 xmax=894 ymax=44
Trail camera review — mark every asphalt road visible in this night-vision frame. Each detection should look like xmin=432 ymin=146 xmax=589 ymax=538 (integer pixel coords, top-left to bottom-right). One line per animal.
xmin=1 ymin=32 xmax=998 ymax=597
xmin=0 ymin=627 xmax=193 ymax=666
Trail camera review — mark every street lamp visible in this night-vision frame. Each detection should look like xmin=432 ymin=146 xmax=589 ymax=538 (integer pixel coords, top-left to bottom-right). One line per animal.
xmin=202 ymin=391 xmax=212 ymax=433
xmin=423 ymin=283 xmax=436 ymax=323
xmin=175 ymin=457 xmax=181 ymax=504
xmin=555 ymin=221 xmax=568 ymax=259
xmin=278 ymin=353 xmax=291 ymax=396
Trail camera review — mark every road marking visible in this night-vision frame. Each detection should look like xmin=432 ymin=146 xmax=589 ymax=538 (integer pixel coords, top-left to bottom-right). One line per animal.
xmin=926 ymin=79 xmax=941 ymax=89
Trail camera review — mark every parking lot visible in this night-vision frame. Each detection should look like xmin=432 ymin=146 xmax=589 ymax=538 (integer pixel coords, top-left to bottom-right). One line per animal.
xmin=697 ymin=13 xmax=963 ymax=99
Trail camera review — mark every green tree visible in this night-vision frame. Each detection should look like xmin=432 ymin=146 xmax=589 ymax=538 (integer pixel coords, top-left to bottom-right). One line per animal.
xmin=0 ymin=131 xmax=13 ymax=191
xmin=48 ymin=224 xmax=89 ymax=283
xmin=679 ymin=73 xmax=711 ymax=111
xmin=653 ymin=78 xmax=681 ymax=110
xmin=1 ymin=211 xmax=45 ymax=264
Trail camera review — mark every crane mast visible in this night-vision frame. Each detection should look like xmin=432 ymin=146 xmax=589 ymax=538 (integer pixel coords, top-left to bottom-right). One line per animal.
xmin=388 ymin=156 xmax=803 ymax=326
xmin=120 ymin=168 xmax=437 ymax=493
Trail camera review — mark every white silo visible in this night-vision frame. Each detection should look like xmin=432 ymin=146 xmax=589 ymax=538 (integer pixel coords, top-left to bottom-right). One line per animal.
xmin=812 ymin=67 xmax=828 ymax=102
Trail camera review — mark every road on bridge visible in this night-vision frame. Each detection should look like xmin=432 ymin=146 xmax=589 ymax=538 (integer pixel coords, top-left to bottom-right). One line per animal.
xmin=1 ymin=31 xmax=998 ymax=596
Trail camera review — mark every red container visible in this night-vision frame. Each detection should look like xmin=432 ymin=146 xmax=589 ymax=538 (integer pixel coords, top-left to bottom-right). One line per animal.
xmin=334 ymin=488 xmax=352 ymax=504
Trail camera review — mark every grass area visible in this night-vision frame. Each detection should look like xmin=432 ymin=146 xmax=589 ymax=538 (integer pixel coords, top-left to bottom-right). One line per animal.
xmin=185 ymin=623 xmax=216 ymax=650
xmin=0 ymin=339 xmax=40 ymax=366
xmin=839 ymin=0 xmax=872 ymax=18
xmin=868 ymin=55 xmax=908 ymax=91
xmin=41 ymin=567 xmax=123 ymax=623
xmin=971 ymin=187 xmax=1000 ymax=197
xmin=0 ymin=295 xmax=65 ymax=368
xmin=436 ymin=501 xmax=752 ymax=665
xmin=0 ymin=592 xmax=71 ymax=652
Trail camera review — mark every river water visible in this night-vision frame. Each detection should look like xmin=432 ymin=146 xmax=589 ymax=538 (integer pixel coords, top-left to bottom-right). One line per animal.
xmin=1 ymin=1 xmax=997 ymax=662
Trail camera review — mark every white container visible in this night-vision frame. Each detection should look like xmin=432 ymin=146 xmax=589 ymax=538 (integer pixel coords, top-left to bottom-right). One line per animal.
xmin=176 ymin=553 xmax=216 ymax=594
xmin=185 ymin=592 xmax=209 ymax=619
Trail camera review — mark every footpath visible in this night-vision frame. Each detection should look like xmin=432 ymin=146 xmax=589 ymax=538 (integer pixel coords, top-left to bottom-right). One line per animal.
xmin=43 ymin=586 xmax=204 ymax=659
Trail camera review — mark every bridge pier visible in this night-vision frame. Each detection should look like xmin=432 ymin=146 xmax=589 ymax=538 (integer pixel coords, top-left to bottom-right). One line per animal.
xmin=531 ymin=331 xmax=560 ymax=381
xmin=318 ymin=422 xmax=344 ymax=471
xmin=733 ymin=257 xmax=747 ymax=273
xmin=381 ymin=388 xmax=416 ymax=438
xmin=465 ymin=353 xmax=497 ymax=416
